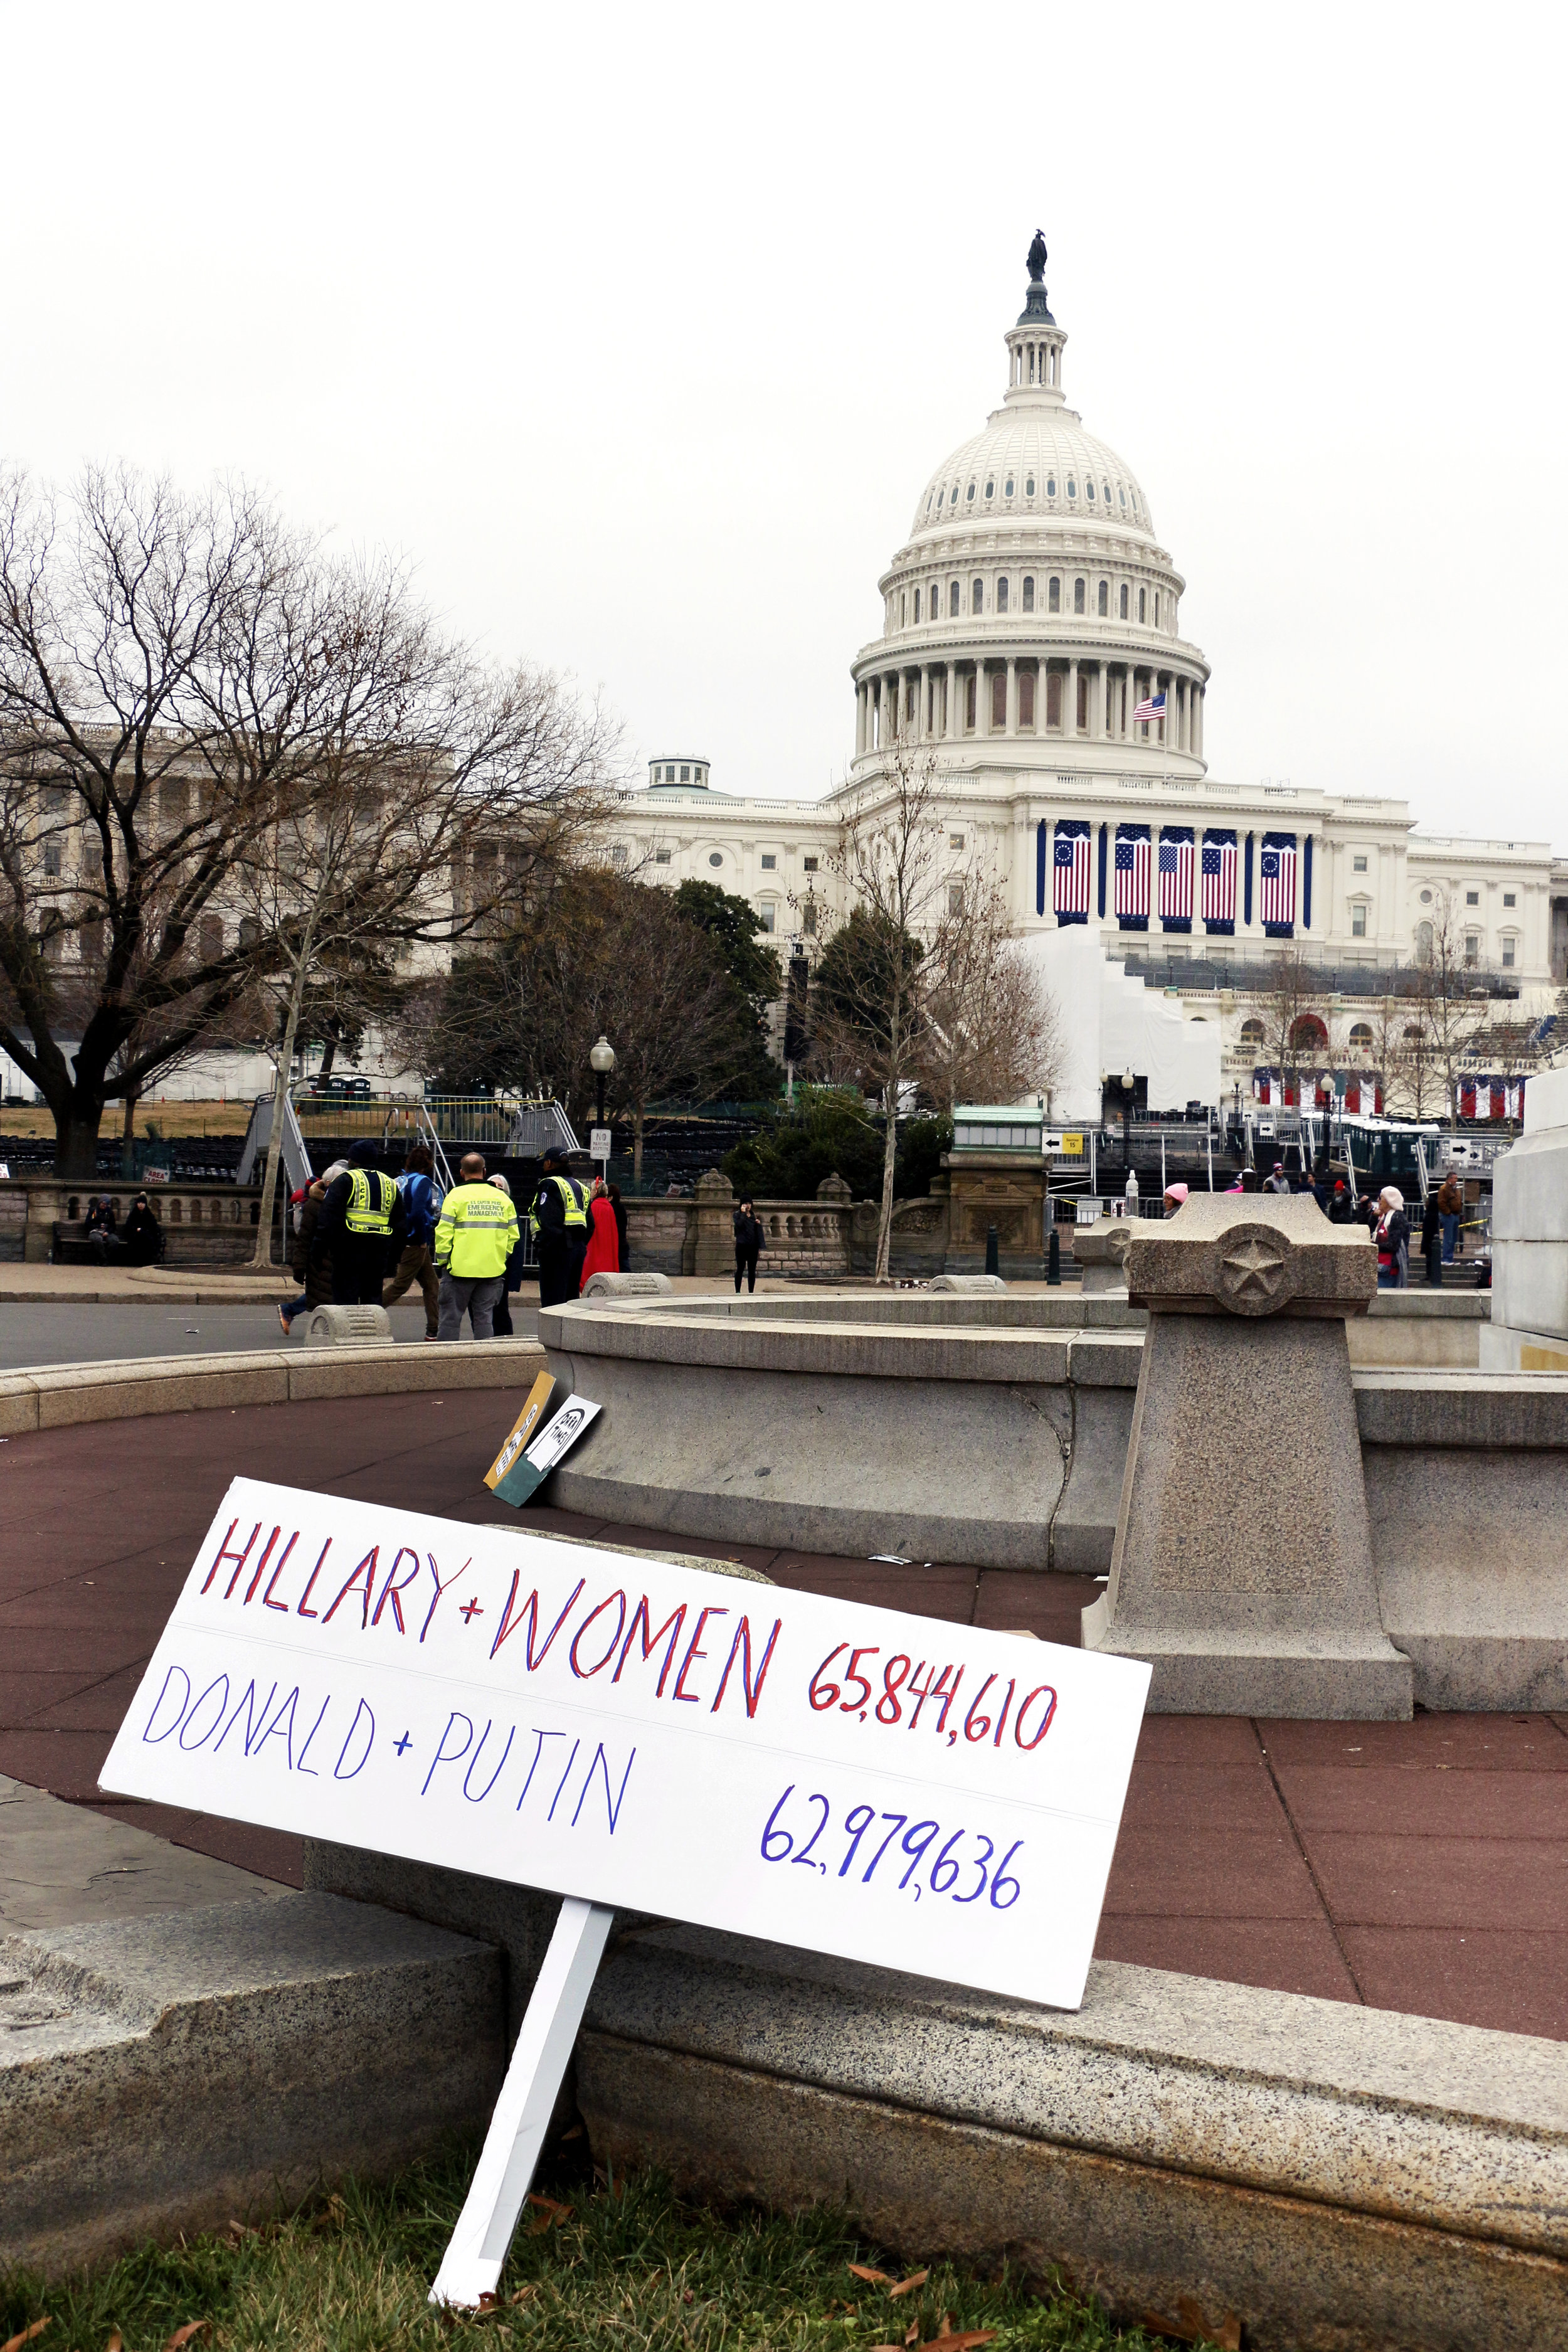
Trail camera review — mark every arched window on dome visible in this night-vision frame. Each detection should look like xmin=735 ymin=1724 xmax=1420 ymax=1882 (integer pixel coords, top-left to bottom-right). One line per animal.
xmin=1046 ymin=669 xmax=1062 ymax=728
xmin=913 ymin=588 xmax=921 ymax=623
xmin=950 ymin=485 xmax=959 ymax=505
xmin=966 ymin=482 xmax=976 ymax=502
xmin=965 ymin=672 xmax=977 ymax=730
xmin=1004 ymin=477 xmax=1014 ymax=498
xmin=950 ymin=580 xmax=960 ymax=618
xmin=899 ymin=592 xmax=906 ymax=628
xmin=972 ymin=578 xmax=984 ymax=615
xmin=1153 ymin=593 xmax=1160 ymax=627
xmin=1120 ymin=583 xmax=1129 ymax=620
xmin=984 ymin=480 xmax=994 ymax=499
xmin=1022 ymin=577 xmax=1035 ymax=613
xmin=1025 ymin=475 xmax=1035 ymax=496
xmin=1046 ymin=476 xmax=1056 ymax=497
xmin=1066 ymin=477 xmax=1077 ymax=499
xmin=1019 ymin=666 xmax=1036 ymax=728
xmin=1138 ymin=586 xmax=1147 ymax=623
xmin=1086 ymin=480 xmax=1096 ymax=502
xmin=991 ymin=669 xmax=1006 ymax=729
xmin=1073 ymin=578 xmax=1085 ymax=615
xmin=1098 ymin=580 xmax=1108 ymax=617
xmin=1103 ymin=481 xmax=1111 ymax=504
xmin=997 ymin=577 xmax=1009 ymax=614
xmin=1048 ymin=577 xmax=1061 ymax=613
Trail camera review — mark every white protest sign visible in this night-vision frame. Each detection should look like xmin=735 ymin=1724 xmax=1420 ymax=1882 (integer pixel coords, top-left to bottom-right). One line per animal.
xmin=101 ymin=1476 xmax=1149 ymax=2010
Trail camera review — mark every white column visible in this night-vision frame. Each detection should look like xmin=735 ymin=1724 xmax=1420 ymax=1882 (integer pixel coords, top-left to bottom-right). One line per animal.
xmin=977 ymin=661 xmax=990 ymax=738
xmin=1005 ymin=657 xmax=1019 ymax=737
xmin=855 ymin=684 xmax=867 ymax=758
xmin=945 ymin=660 xmax=958 ymax=741
xmin=1195 ymin=687 xmax=1204 ymax=761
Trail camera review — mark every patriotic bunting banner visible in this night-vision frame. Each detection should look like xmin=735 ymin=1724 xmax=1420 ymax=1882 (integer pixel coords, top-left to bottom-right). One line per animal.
xmin=1115 ymin=824 xmax=1150 ymax=930
xmin=1158 ymin=827 xmax=1194 ymax=930
xmin=1458 ymin=1076 xmax=1525 ymax=1120
xmin=1259 ymin=832 xmax=1298 ymax=935
xmin=1201 ymin=829 xmax=1236 ymax=934
xmin=1052 ymin=820 xmax=1092 ymax=924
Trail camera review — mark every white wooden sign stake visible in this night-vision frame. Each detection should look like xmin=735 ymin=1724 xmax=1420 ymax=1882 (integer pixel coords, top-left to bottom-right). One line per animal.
xmin=429 ymin=1895 xmax=616 ymax=2309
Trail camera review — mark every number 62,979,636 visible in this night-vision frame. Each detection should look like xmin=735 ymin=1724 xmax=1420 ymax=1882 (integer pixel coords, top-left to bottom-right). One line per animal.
xmin=760 ymin=1784 xmax=1022 ymax=1909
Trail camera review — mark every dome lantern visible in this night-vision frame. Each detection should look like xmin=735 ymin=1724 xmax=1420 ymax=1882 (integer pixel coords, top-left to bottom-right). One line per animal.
xmin=1005 ymin=229 xmax=1066 ymax=410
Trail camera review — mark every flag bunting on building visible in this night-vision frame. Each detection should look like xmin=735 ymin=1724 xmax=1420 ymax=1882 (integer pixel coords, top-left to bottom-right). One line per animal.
xmin=1158 ymin=826 xmax=1194 ymax=930
xmin=1253 ymin=1067 xmax=1386 ymax=1116
xmin=1200 ymin=828 xmax=1236 ymax=935
xmin=1052 ymin=820 xmax=1092 ymax=924
xmin=1259 ymin=831 xmax=1298 ymax=935
xmin=1114 ymin=822 xmax=1150 ymax=930
xmin=1457 ymin=1076 xmax=1525 ymax=1120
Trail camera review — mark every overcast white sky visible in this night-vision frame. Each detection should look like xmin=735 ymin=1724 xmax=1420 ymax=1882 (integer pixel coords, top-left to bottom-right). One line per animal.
xmin=3 ymin=3 xmax=1562 ymax=840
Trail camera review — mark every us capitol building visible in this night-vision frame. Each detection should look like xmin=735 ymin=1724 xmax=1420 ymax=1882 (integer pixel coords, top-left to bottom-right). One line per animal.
xmin=617 ymin=238 xmax=1567 ymax=1105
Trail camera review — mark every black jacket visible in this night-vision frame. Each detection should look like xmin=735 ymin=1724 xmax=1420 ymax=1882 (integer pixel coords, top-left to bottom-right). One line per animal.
xmin=313 ymin=1169 xmax=406 ymax=1261
xmin=532 ymin=1173 xmax=587 ymax=1242
xmin=733 ymin=1210 xmax=765 ymax=1256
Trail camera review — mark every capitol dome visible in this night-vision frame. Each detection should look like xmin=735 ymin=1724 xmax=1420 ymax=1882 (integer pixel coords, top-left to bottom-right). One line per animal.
xmin=850 ymin=238 xmax=1209 ymax=783
xmin=909 ymin=416 xmax=1153 ymax=546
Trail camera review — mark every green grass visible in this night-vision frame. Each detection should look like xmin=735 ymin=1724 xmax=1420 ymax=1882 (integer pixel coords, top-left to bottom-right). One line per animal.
xmin=0 ymin=2148 xmax=1192 ymax=2352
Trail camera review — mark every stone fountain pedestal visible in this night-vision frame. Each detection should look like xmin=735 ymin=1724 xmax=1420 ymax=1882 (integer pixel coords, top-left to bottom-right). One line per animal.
xmin=1081 ymin=1195 xmax=1414 ymax=1719
xmin=1073 ymin=1216 xmax=1133 ymax=1295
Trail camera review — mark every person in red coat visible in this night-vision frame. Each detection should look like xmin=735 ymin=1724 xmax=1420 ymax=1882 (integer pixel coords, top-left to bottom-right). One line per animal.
xmin=578 ymin=1177 xmax=621 ymax=1289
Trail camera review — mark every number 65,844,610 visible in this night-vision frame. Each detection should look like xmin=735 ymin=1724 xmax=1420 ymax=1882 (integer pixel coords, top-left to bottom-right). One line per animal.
xmin=760 ymin=1784 xmax=1022 ymax=1910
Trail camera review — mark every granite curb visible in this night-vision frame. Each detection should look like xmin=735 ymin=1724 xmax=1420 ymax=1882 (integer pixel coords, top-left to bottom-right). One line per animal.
xmin=0 ymin=1340 xmax=546 ymax=1434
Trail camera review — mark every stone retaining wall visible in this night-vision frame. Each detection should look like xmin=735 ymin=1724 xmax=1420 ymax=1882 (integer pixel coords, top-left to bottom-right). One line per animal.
xmin=0 ymin=1176 xmax=272 ymax=1267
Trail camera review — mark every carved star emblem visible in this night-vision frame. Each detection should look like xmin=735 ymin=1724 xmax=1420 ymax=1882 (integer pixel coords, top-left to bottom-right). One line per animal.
xmin=1219 ymin=1232 xmax=1289 ymax=1315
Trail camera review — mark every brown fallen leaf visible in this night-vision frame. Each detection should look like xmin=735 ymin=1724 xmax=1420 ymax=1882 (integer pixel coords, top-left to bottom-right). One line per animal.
xmin=1141 ymin=2297 xmax=1241 ymax=2351
xmin=1 ymin=2323 xmax=50 ymax=2352
xmin=164 ymin=2329 xmax=209 ymax=2352
xmin=104 ymin=2335 xmax=123 ymax=2352
xmin=849 ymin=2264 xmax=894 ymax=2286
xmin=527 ymin=2193 xmax=573 ymax=2219
xmin=889 ymin=2269 xmax=931 ymax=2299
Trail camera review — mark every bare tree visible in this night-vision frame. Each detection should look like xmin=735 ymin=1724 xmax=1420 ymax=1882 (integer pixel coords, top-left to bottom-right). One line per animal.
xmin=1239 ymin=946 xmax=1333 ymax=1105
xmin=1408 ymin=888 xmax=1491 ymax=1119
xmin=918 ymin=867 xmax=1064 ymax=1117
xmin=0 ymin=467 xmax=618 ymax=1189
xmin=808 ymin=744 xmax=970 ymax=1281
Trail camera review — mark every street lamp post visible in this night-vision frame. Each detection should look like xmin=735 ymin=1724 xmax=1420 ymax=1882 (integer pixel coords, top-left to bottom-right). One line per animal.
xmin=589 ymin=1036 xmax=617 ymax=1168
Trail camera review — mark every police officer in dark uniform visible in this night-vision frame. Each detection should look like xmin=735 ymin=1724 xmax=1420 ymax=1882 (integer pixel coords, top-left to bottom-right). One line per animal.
xmin=529 ymin=1146 xmax=589 ymax=1308
xmin=313 ymin=1140 xmax=407 ymax=1306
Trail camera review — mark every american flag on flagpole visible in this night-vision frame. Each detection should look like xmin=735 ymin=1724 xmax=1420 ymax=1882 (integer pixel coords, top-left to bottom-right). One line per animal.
xmin=1158 ymin=828 xmax=1194 ymax=924
xmin=1200 ymin=829 xmax=1237 ymax=928
xmin=1133 ymin=690 xmax=1166 ymax=724
xmin=1115 ymin=824 xmax=1150 ymax=924
xmin=1052 ymin=821 xmax=1091 ymax=922
xmin=1259 ymin=832 xmax=1298 ymax=930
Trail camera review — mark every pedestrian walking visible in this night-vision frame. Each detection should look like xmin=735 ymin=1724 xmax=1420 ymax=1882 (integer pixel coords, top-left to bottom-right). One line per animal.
xmin=313 ymin=1142 xmax=406 ymax=1307
xmin=1421 ymin=1187 xmax=1444 ymax=1288
xmin=382 ymin=1143 xmax=443 ymax=1339
xmin=733 ymin=1197 xmax=764 ymax=1291
xmin=279 ymin=1160 xmax=347 ymax=1332
xmin=1375 ymin=1186 xmax=1411 ymax=1289
xmin=529 ymin=1147 xmax=589 ymax=1308
xmin=1438 ymin=1170 xmax=1463 ymax=1263
xmin=1161 ymin=1182 xmax=1189 ymax=1219
xmin=434 ymin=1152 xmax=519 ymax=1339
xmin=1262 ymin=1162 xmax=1291 ymax=1195
xmin=580 ymin=1176 xmax=620 ymax=1288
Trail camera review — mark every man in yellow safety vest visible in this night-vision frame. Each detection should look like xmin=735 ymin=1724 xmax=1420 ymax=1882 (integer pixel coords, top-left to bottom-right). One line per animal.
xmin=313 ymin=1141 xmax=408 ymax=1306
xmin=434 ymin=1151 xmax=520 ymax=1340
